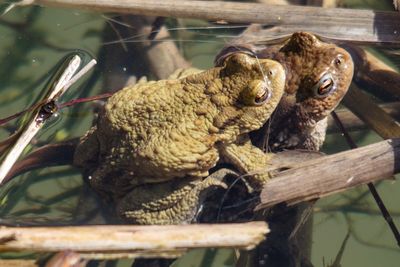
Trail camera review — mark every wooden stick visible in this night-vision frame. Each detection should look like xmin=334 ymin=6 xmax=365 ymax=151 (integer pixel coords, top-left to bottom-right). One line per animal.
xmin=257 ymin=138 xmax=400 ymax=209
xmin=0 ymin=260 xmax=37 ymax=267
xmin=327 ymin=102 xmax=400 ymax=133
xmin=0 ymin=222 xmax=268 ymax=257
xmin=345 ymin=45 xmax=400 ymax=100
xmin=19 ymin=0 xmax=400 ymax=44
xmin=342 ymin=85 xmax=400 ymax=139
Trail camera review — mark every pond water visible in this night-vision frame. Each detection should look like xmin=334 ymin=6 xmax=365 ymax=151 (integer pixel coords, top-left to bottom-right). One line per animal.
xmin=0 ymin=0 xmax=399 ymax=266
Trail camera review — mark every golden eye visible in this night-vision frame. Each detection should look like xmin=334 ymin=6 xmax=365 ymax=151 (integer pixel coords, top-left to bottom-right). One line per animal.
xmin=254 ymin=85 xmax=272 ymax=105
xmin=313 ymin=73 xmax=336 ymax=98
xmin=241 ymin=80 xmax=272 ymax=106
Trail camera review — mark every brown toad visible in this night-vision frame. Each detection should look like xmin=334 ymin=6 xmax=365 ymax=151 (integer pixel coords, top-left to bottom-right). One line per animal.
xmin=215 ymin=31 xmax=354 ymax=151
xmin=73 ymin=53 xmax=286 ymax=224
xmin=214 ymin=32 xmax=354 ymax=266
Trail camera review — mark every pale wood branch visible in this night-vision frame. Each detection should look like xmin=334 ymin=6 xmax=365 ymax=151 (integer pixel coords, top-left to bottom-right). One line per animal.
xmin=0 ymin=222 xmax=268 ymax=258
xmin=19 ymin=0 xmax=400 ymax=44
xmin=257 ymin=139 xmax=400 ymax=209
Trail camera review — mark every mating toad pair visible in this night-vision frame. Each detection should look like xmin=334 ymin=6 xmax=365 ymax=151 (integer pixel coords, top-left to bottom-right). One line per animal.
xmin=74 ymin=32 xmax=354 ymax=224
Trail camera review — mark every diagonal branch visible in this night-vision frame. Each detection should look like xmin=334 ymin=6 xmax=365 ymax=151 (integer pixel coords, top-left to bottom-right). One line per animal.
xmin=257 ymin=138 xmax=400 ymax=210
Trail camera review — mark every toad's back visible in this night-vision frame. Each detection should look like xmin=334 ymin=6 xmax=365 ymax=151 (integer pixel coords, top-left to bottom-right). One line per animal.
xmin=97 ymin=78 xmax=221 ymax=180
xmin=74 ymin=53 xmax=286 ymax=191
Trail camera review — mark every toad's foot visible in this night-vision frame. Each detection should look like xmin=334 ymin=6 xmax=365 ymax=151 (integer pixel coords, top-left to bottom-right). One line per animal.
xmin=118 ymin=176 xmax=227 ymax=225
xmin=221 ymin=136 xmax=274 ymax=191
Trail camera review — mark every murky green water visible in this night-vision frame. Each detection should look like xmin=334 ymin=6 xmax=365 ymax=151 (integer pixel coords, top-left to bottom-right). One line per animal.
xmin=0 ymin=0 xmax=399 ymax=266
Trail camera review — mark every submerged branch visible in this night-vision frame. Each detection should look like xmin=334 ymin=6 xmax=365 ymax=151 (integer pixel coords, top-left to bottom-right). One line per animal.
xmin=257 ymin=139 xmax=400 ymax=209
xmin=19 ymin=0 xmax=400 ymax=44
xmin=0 ymin=222 xmax=268 ymax=257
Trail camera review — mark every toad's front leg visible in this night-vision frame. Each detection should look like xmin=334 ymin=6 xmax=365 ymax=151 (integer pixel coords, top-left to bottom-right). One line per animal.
xmin=117 ymin=176 xmax=226 ymax=225
xmin=220 ymin=136 xmax=274 ymax=191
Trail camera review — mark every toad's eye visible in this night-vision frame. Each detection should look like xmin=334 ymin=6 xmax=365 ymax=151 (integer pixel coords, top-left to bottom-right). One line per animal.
xmin=313 ymin=73 xmax=336 ymax=98
xmin=241 ymin=80 xmax=272 ymax=106
xmin=254 ymin=84 xmax=272 ymax=105
xmin=334 ymin=55 xmax=343 ymax=66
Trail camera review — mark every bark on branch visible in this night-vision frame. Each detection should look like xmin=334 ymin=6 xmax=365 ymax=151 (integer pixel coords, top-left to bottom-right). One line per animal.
xmin=20 ymin=0 xmax=400 ymax=44
xmin=257 ymin=139 xmax=400 ymax=210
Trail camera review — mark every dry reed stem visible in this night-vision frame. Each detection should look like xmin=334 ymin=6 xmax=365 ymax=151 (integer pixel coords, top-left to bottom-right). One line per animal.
xmin=0 ymin=260 xmax=37 ymax=267
xmin=17 ymin=0 xmax=400 ymax=44
xmin=0 ymin=222 xmax=268 ymax=258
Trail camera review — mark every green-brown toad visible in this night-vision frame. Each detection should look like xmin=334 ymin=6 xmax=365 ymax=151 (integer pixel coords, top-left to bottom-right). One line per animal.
xmin=73 ymin=53 xmax=286 ymax=224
